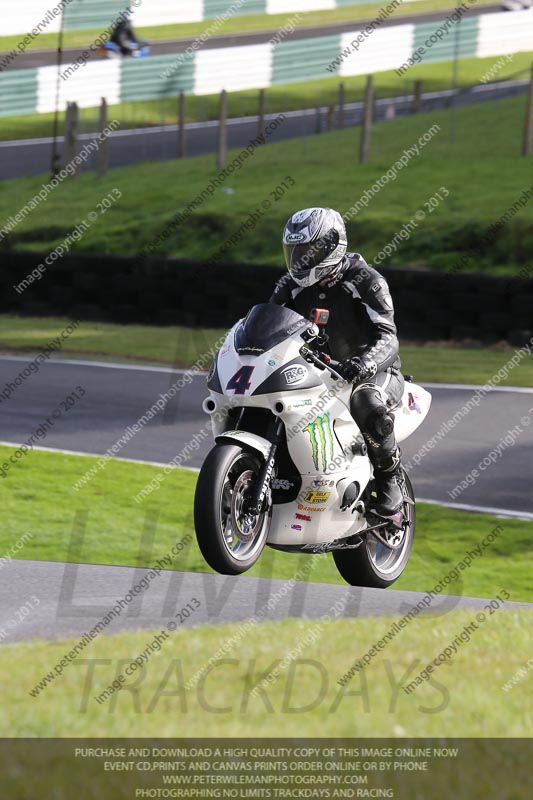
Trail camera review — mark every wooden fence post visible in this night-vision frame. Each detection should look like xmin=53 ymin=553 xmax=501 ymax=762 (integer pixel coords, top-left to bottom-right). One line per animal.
xmin=63 ymin=101 xmax=79 ymax=173
xmin=97 ymin=97 xmax=108 ymax=178
xmin=217 ymin=89 xmax=228 ymax=169
xmin=178 ymin=91 xmax=186 ymax=159
xmin=412 ymin=79 xmax=423 ymax=114
xmin=338 ymin=82 xmax=345 ymax=129
xmin=522 ymin=64 xmax=533 ymax=157
xmin=258 ymin=88 xmax=266 ymax=144
xmin=359 ymin=75 xmax=373 ymax=164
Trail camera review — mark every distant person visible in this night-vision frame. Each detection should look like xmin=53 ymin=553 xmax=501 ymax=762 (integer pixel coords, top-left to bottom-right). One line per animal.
xmin=110 ymin=18 xmax=141 ymax=56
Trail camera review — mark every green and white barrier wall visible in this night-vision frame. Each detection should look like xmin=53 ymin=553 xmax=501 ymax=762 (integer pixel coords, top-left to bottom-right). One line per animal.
xmin=1 ymin=9 xmax=532 ymax=117
xmin=4 ymin=0 xmax=419 ymax=36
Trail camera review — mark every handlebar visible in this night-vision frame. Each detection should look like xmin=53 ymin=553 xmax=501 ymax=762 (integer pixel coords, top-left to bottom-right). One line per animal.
xmin=299 ymin=345 xmax=346 ymax=383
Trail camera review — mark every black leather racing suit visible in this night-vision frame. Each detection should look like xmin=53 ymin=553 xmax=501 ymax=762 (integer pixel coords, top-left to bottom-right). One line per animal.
xmin=270 ymin=253 xmax=404 ymax=495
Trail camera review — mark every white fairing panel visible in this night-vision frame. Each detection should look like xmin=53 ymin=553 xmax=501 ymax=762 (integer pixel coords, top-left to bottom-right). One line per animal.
xmin=393 ymin=382 xmax=432 ymax=443
xmin=207 ymin=324 xmax=371 ymax=546
xmin=267 ymin=455 xmax=371 ymax=547
xmin=215 ymin=327 xmax=306 ymax=399
xmin=215 ymin=431 xmax=271 ymax=461
xmin=267 ymin=386 xmax=369 ymax=546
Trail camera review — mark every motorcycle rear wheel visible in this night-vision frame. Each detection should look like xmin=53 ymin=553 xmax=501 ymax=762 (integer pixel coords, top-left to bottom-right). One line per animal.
xmin=194 ymin=444 xmax=272 ymax=575
xmin=332 ymin=469 xmax=415 ymax=588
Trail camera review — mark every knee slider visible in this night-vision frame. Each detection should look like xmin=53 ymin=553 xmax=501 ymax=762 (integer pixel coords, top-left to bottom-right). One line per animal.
xmin=367 ymin=406 xmax=394 ymax=440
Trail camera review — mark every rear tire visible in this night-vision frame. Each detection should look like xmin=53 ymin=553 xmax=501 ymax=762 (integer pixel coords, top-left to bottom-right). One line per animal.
xmin=332 ymin=470 xmax=415 ymax=588
xmin=194 ymin=444 xmax=271 ymax=575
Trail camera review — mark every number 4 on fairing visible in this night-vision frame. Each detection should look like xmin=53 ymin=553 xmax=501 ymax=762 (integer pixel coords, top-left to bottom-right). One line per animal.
xmin=226 ymin=365 xmax=255 ymax=395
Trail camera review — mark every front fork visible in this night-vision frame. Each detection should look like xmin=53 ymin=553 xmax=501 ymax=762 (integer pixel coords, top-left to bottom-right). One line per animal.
xmin=247 ymin=418 xmax=284 ymax=515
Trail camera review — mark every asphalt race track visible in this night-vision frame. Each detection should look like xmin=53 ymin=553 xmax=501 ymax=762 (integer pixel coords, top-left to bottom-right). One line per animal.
xmin=2 ymin=559 xmax=532 ymax=644
xmin=1 ymin=355 xmax=532 ymax=642
xmin=1 ymin=356 xmax=532 ymax=514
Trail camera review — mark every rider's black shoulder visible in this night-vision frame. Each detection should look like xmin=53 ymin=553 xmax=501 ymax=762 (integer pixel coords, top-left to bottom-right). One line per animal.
xmin=275 ymin=271 xmax=294 ymax=287
xmin=344 ymin=253 xmax=387 ymax=292
xmin=270 ymin=271 xmax=295 ymax=305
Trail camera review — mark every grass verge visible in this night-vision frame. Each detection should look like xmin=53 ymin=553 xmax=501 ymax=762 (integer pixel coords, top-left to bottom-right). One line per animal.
xmin=1 ymin=445 xmax=532 ymax=602
xmin=1 ymin=94 xmax=532 ymax=272
xmin=2 ymin=610 xmax=533 ymax=737
xmin=1 ymin=315 xmax=533 ymax=385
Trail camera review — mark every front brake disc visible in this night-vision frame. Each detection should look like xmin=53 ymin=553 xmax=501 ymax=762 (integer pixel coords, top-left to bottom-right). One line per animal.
xmin=230 ymin=470 xmax=263 ymax=543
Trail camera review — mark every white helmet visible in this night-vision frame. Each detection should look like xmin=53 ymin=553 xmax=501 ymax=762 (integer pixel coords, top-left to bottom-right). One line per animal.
xmin=282 ymin=207 xmax=347 ymax=288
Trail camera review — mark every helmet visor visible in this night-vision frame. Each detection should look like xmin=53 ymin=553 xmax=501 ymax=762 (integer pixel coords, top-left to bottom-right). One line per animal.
xmin=283 ymin=231 xmax=339 ymax=279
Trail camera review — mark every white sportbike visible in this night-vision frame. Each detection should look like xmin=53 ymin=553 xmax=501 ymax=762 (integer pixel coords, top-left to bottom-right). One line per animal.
xmin=194 ymin=303 xmax=431 ymax=587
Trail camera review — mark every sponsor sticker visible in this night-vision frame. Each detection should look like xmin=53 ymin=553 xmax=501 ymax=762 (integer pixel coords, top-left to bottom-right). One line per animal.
xmin=268 ymin=359 xmax=277 ymax=367
xmin=286 ymin=232 xmax=306 ymax=242
xmin=272 ymin=478 xmax=294 ymax=490
xmin=282 ymin=365 xmax=309 ymax=386
xmin=408 ymin=392 xmax=422 ymax=414
xmin=297 ymin=504 xmax=326 ymax=513
xmin=286 ymin=320 xmax=307 ymax=336
xmin=289 ymin=399 xmax=313 ymax=409
xmin=291 ymin=524 xmax=302 ymax=531
xmin=304 ymin=413 xmax=335 ymax=471
xmin=311 ymin=478 xmax=334 ymax=488
xmin=295 ymin=513 xmax=311 ymax=521
xmin=303 ymin=490 xmax=330 ymax=504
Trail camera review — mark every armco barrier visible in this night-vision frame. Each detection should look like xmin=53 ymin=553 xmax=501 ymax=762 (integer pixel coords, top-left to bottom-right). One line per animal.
xmin=1 ymin=250 xmax=532 ymax=345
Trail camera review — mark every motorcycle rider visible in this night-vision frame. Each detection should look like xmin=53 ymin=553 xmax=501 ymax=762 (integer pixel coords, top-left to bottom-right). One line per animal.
xmin=110 ymin=18 xmax=142 ymax=56
xmin=270 ymin=207 xmax=404 ymax=519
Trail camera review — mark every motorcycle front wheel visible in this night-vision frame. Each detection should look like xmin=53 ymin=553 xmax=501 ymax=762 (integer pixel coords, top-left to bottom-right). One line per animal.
xmin=332 ymin=469 xmax=415 ymax=588
xmin=194 ymin=444 xmax=272 ymax=575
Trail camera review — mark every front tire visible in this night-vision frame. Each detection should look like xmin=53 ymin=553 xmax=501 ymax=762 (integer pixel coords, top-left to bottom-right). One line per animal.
xmin=332 ymin=469 xmax=416 ymax=588
xmin=194 ymin=444 xmax=272 ymax=575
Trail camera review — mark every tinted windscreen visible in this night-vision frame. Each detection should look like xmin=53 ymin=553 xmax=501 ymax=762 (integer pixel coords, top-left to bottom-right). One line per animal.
xmin=235 ymin=304 xmax=308 ymax=354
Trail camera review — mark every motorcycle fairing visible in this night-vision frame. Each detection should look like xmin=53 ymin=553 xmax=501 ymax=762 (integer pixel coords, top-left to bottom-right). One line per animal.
xmin=203 ymin=303 xmax=431 ymax=547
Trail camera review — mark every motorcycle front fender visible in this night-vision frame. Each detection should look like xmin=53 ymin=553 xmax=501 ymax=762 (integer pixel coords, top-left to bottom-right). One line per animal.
xmin=215 ymin=430 xmax=271 ymax=462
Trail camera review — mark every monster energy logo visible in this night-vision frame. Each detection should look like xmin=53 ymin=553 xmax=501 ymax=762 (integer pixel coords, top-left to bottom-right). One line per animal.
xmin=303 ymin=413 xmax=335 ymax=471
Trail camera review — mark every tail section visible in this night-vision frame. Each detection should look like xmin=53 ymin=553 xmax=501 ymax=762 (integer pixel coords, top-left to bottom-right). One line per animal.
xmin=393 ymin=382 xmax=432 ymax=443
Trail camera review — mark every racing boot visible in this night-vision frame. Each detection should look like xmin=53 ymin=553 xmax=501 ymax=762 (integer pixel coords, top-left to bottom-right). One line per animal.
xmin=370 ymin=450 xmax=403 ymax=522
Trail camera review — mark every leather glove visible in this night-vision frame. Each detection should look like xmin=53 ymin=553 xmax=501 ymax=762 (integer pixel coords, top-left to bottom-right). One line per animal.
xmin=337 ymin=356 xmax=377 ymax=384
